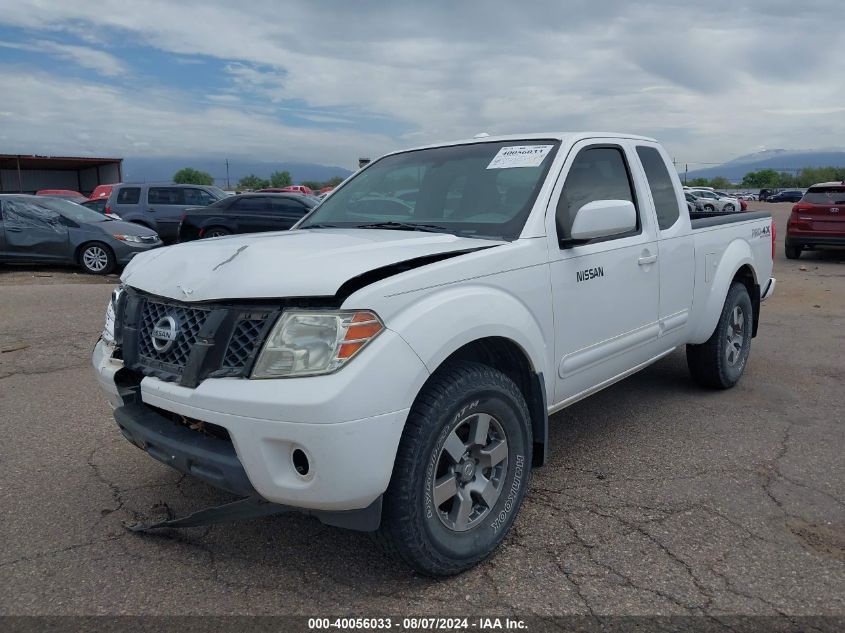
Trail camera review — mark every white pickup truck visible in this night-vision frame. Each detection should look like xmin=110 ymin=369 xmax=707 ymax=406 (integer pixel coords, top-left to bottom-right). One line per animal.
xmin=93 ymin=133 xmax=775 ymax=576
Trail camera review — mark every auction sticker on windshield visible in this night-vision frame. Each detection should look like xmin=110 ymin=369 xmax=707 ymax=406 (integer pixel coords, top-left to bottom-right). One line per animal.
xmin=487 ymin=145 xmax=554 ymax=169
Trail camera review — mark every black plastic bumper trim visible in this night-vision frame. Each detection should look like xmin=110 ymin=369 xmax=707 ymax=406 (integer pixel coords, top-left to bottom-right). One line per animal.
xmin=114 ymin=403 xmax=257 ymax=497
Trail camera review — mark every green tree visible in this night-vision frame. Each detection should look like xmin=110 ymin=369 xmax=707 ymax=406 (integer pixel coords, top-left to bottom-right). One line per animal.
xmin=237 ymin=174 xmax=270 ymax=190
xmin=173 ymin=167 xmax=214 ymax=185
xmin=741 ymin=168 xmax=780 ymax=188
xmin=269 ymin=170 xmax=292 ymax=188
xmin=686 ymin=177 xmax=710 ymax=187
xmin=709 ymin=177 xmax=733 ymax=190
xmin=324 ymin=176 xmax=345 ymax=188
xmin=300 ymin=180 xmax=323 ymax=191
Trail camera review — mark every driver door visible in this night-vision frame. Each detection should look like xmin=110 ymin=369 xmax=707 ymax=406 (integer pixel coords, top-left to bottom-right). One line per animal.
xmin=545 ymin=140 xmax=661 ymax=407
xmin=1 ymin=199 xmax=69 ymax=261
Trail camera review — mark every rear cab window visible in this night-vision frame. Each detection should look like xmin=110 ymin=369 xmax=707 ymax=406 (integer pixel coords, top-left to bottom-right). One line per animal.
xmin=636 ymin=146 xmax=681 ymax=230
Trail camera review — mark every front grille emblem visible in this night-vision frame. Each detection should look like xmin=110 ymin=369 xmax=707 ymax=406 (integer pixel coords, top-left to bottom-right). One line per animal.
xmin=151 ymin=316 xmax=179 ymax=353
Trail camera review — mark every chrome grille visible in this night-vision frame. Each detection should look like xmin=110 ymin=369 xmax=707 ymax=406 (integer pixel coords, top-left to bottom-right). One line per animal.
xmin=137 ymin=300 xmax=211 ymax=369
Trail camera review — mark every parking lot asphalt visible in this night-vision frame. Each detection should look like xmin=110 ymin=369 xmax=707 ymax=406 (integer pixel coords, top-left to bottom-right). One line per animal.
xmin=1 ymin=202 xmax=843 ymax=618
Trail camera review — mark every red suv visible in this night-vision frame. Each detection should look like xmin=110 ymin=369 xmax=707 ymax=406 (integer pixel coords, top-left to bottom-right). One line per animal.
xmin=785 ymin=182 xmax=845 ymax=259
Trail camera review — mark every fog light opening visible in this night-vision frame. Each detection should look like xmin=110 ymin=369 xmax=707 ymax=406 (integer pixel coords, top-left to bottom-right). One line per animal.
xmin=292 ymin=448 xmax=310 ymax=477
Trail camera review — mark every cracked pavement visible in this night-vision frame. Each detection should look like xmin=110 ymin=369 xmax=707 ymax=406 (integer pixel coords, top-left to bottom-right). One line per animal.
xmin=0 ymin=203 xmax=843 ymax=617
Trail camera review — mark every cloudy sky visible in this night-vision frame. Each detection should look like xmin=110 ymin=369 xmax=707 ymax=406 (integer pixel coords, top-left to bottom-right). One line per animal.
xmin=0 ymin=0 xmax=843 ymax=170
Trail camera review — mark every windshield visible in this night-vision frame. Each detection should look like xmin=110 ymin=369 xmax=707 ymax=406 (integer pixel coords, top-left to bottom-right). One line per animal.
xmin=207 ymin=186 xmax=227 ymax=199
xmin=34 ymin=197 xmax=111 ymax=223
xmin=298 ymin=140 xmax=560 ymax=239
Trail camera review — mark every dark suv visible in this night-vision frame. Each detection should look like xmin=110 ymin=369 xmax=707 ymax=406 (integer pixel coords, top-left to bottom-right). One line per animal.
xmin=785 ymin=182 xmax=845 ymax=259
xmin=106 ymin=184 xmax=226 ymax=242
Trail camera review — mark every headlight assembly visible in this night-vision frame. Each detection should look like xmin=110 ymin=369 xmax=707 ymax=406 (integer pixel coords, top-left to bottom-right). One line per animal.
xmin=252 ymin=310 xmax=383 ymax=378
xmin=111 ymin=234 xmax=145 ymax=242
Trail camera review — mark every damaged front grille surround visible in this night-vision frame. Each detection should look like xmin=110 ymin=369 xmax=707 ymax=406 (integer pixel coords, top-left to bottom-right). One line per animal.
xmin=117 ymin=289 xmax=281 ymax=387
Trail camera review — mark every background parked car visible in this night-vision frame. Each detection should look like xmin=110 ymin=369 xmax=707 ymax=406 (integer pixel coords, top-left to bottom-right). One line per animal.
xmin=785 ymin=182 xmax=845 ymax=259
xmin=89 ymin=184 xmax=116 ymax=200
xmin=767 ymin=190 xmax=804 ymax=203
xmin=687 ymin=189 xmax=741 ymax=213
xmin=178 ymin=192 xmax=317 ymax=242
xmin=105 ymin=183 xmax=226 ymax=242
xmin=0 ymin=195 xmax=161 ymax=274
xmin=36 ymin=189 xmax=88 ymax=203
xmin=81 ymin=198 xmax=123 ymax=219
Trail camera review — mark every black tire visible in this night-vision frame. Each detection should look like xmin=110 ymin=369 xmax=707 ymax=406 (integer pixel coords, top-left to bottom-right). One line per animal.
xmin=376 ymin=361 xmax=532 ymax=576
xmin=704 ymin=204 xmax=715 ymax=212
xmin=203 ymin=226 xmax=231 ymax=238
xmin=723 ymin=203 xmax=735 ymax=213
xmin=784 ymin=241 xmax=802 ymax=259
xmin=79 ymin=242 xmax=116 ymax=275
xmin=687 ymin=282 xmax=753 ymax=389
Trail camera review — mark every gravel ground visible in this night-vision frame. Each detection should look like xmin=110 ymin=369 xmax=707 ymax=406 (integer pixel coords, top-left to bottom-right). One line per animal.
xmin=1 ymin=202 xmax=843 ymax=622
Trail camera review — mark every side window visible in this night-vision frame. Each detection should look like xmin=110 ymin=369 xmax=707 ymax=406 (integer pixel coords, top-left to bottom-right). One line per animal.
xmin=233 ymin=197 xmax=271 ymax=212
xmin=636 ymin=146 xmax=681 ymax=230
xmin=148 ymin=187 xmax=185 ymax=205
xmin=555 ymin=146 xmax=637 ymax=242
xmin=116 ymin=187 xmax=141 ymax=204
xmin=271 ymin=199 xmax=310 ymax=216
xmin=3 ymin=200 xmax=62 ymax=229
xmin=184 ymin=188 xmax=215 ymax=206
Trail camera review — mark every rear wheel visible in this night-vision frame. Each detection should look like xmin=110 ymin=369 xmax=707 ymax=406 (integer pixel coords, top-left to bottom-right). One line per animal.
xmin=79 ymin=242 xmax=115 ymax=275
xmin=376 ymin=361 xmax=532 ymax=576
xmin=204 ymin=227 xmax=231 ymax=238
xmin=703 ymin=204 xmax=715 ymax=212
xmin=784 ymin=241 xmax=802 ymax=259
xmin=723 ymin=203 xmax=735 ymax=213
xmin=687 ymin=282 xmax=753 ymax=389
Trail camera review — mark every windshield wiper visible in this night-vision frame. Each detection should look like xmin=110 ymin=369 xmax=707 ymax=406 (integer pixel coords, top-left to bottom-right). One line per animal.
xmin=300 ymin=223 xmax=341 ymax=229
xmin=355 ymin=221 xmax=451 ymax=233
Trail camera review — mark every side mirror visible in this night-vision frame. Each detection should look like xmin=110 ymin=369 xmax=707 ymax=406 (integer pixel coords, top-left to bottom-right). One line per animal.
xmin=567 ymin=199 xmax=636 ymax=243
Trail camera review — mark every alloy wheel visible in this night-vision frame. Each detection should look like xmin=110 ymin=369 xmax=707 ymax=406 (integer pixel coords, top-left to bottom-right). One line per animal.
xmin=83 ymin=246 xmax=109 ymax=272
xmin=725 ymin=305 xmax=745 ymax=366
xmin=431 ymin=412 xmax=509 ymax=532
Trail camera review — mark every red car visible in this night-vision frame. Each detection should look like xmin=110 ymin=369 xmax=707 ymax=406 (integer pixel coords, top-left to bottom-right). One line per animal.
xmin=785 ymin=181 xmax=845 ymax=259
xmin=89 ymin=183 xmax=116 ymax=200
xmin=36 ymin=189 xmax=87 ymax=203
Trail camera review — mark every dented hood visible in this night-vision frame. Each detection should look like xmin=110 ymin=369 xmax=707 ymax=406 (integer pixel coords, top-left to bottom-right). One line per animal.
xmin=121 ymin=228 xmax=502 ymax=301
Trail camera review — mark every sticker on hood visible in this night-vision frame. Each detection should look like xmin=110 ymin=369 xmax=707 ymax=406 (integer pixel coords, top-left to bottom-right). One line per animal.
xmin=486 ymin=145 xmax=554 ymax=169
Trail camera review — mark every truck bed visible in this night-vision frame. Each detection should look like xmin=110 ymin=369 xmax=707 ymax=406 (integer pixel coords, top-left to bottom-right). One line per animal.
xmin=690 ymin=211 xmax=771 ymax=229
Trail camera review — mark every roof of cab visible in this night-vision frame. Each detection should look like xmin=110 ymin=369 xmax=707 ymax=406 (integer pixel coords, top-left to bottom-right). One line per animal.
xmin=383 ymin=132 xmax=659 ymax=158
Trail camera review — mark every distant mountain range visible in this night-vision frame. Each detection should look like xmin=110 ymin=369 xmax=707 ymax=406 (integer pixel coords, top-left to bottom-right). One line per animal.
xmin=122 ymin=157 xmax=353 ymax=187
xmin=685 ymin=149 xmax=845 ymax=182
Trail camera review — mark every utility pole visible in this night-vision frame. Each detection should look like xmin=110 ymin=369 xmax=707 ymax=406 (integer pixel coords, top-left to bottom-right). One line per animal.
xmin=685 ymin=164 xmax=688 ymax=184
xmin=225 ymin=159 xmax=230 ymax=190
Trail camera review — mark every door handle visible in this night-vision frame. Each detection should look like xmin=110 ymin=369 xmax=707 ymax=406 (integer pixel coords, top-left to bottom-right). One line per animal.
xmin=7 ymin=227 xmax=23 ymax=232
xmin=638 ymin=254 xmax=658 ymax=266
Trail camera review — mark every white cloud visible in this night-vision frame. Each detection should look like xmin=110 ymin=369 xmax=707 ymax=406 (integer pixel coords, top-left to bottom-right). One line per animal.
xmin=0 ymin=39 xmax=126 ymax=76
xmin=0 ymin=0 xmax=842 ymax=165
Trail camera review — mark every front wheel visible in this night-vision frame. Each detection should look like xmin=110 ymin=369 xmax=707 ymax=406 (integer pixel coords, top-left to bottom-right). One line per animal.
xmin=703 ymin=204 xmax=715 ymax=212
xmin=686 ymin=282 xmax=753 ymax=389
xmin=377 ymin=361 xmax=532 ymax=576
xmin=723 ymin=203 xmax=735 ymax=213
xmin=79 ymin=243 xmax=116 ymax=275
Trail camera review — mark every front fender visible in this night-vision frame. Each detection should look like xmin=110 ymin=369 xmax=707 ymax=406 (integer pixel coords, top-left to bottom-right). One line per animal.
xmin=688 ymin=238 xmax=756 ymax=344
xmin=388 ymin=284 xmax=550 ymax=389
